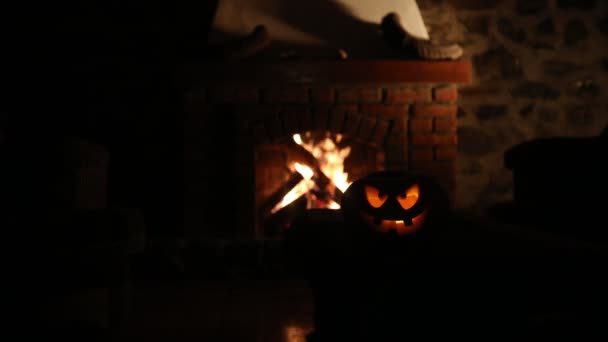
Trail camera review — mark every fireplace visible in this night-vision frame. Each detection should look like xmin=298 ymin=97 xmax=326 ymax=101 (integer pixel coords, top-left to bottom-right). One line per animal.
xmin=180 ymin=60 xmax=471 ymax=244
xmin=255 ymin=131 xmax=384 ymax=238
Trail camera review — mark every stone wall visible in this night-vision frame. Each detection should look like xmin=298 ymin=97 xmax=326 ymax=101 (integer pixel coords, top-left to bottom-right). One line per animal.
xmin=418 ymin=0 xmax=608 ymax=210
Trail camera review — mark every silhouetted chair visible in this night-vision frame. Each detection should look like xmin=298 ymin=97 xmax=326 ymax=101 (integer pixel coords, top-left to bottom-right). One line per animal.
xmin=491 ymin=125 xmax=608 ymax=242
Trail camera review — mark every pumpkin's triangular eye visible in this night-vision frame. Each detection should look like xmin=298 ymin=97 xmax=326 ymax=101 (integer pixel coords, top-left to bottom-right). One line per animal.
xmin=397 ymin=184 xmax=419 ymax=210
xmin=365 ymin=185 xmax=388 ymax=208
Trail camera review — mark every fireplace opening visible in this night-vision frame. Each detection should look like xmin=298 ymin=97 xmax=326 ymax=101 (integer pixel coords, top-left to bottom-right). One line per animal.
xmin=255 ymin=131 xmax=384 ymax=238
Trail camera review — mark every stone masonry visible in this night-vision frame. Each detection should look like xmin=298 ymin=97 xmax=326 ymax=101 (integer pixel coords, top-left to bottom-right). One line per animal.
xmin=417 ymin=0 xmax=608 ymax=209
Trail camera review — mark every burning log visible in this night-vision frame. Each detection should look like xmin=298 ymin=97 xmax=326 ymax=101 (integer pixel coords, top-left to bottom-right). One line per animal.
xmin=260 ymin=132 xmax=353 ymax=236
xmin=259 ymin=171 xmax=306 ymax=220
xmin=265 ymin=167 xmax=343 ymax=216
xmin=287 ymin=138 xmax=319 ymax=170
xmin=311 ymin=169 xmax=343 ymax=204
xmin=262 ymin=194 xmax=308 ymax=237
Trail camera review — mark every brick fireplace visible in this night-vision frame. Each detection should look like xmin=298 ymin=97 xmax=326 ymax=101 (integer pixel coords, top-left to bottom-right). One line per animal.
xmin=180 ymin=60 xmax=471 ymax=244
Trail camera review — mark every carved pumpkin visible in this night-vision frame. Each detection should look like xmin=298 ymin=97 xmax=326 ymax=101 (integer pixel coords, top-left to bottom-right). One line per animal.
xmin=341 ymin=171 xmax=448 ymax=236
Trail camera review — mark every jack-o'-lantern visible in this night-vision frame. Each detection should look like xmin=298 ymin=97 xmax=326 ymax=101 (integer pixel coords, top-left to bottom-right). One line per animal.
xmin=341 ymin=171 xmax=449 ymax=236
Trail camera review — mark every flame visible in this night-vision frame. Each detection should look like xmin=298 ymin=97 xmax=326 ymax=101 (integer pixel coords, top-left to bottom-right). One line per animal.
xmin=283 ymin=324 xmax=312 ymax=342
xmin=271 ymin=133 xmax=352 ymax=213
xmin=293 ymin=133 xmax=303 ymax=145
xmin=294 ymin=162 xmax=314 ymax=179
xmin=270 ymin=163 xmax=315 ymax=214
xmin=327 ymin=200 xmax=341 ymax=209
xmin=293 ymin=133 xmax=352 ymax=193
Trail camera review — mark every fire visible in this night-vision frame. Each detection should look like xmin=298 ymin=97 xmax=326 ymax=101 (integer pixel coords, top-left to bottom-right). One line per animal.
xmin=271 ymin=132 xmax=353 ymax=213
xmin=293 ymin=133 xmax=352 ymax=193
xmin=294 ymin=162 xmax=314 ymax=179
xmin=283 ymin=324 xmax=312 ymax=342
xmin=270 ymin=163 xmax=315 ymax=214
xmin=327 ymin=200 xmax=341 ymax=209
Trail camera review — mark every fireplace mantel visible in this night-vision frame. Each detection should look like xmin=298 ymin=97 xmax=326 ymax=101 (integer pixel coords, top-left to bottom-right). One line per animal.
xmin=178 ymin=60 xmax=472 ymax=86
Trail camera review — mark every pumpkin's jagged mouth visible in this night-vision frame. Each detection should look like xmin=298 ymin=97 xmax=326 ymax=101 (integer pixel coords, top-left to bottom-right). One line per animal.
xmin=361 ymin=211 xmax=427 ymax=234
xmin=378 ymin=219 xmax=409 ymax=231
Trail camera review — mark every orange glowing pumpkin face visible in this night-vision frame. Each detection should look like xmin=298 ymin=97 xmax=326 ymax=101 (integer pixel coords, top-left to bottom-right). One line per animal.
xmin=362 ymin=183 xmax=427 ymax=234
xmin=342 ymin=171 xmax=447 ymax=236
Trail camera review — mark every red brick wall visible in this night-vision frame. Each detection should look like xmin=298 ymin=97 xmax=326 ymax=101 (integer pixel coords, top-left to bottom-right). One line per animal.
xmin=187 ymin=84 xmax=458 ymax=186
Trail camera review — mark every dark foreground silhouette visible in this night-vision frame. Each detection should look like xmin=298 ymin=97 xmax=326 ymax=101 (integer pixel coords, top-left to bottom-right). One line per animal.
xmin=284 ymin=206 xmax=608 ymax=341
